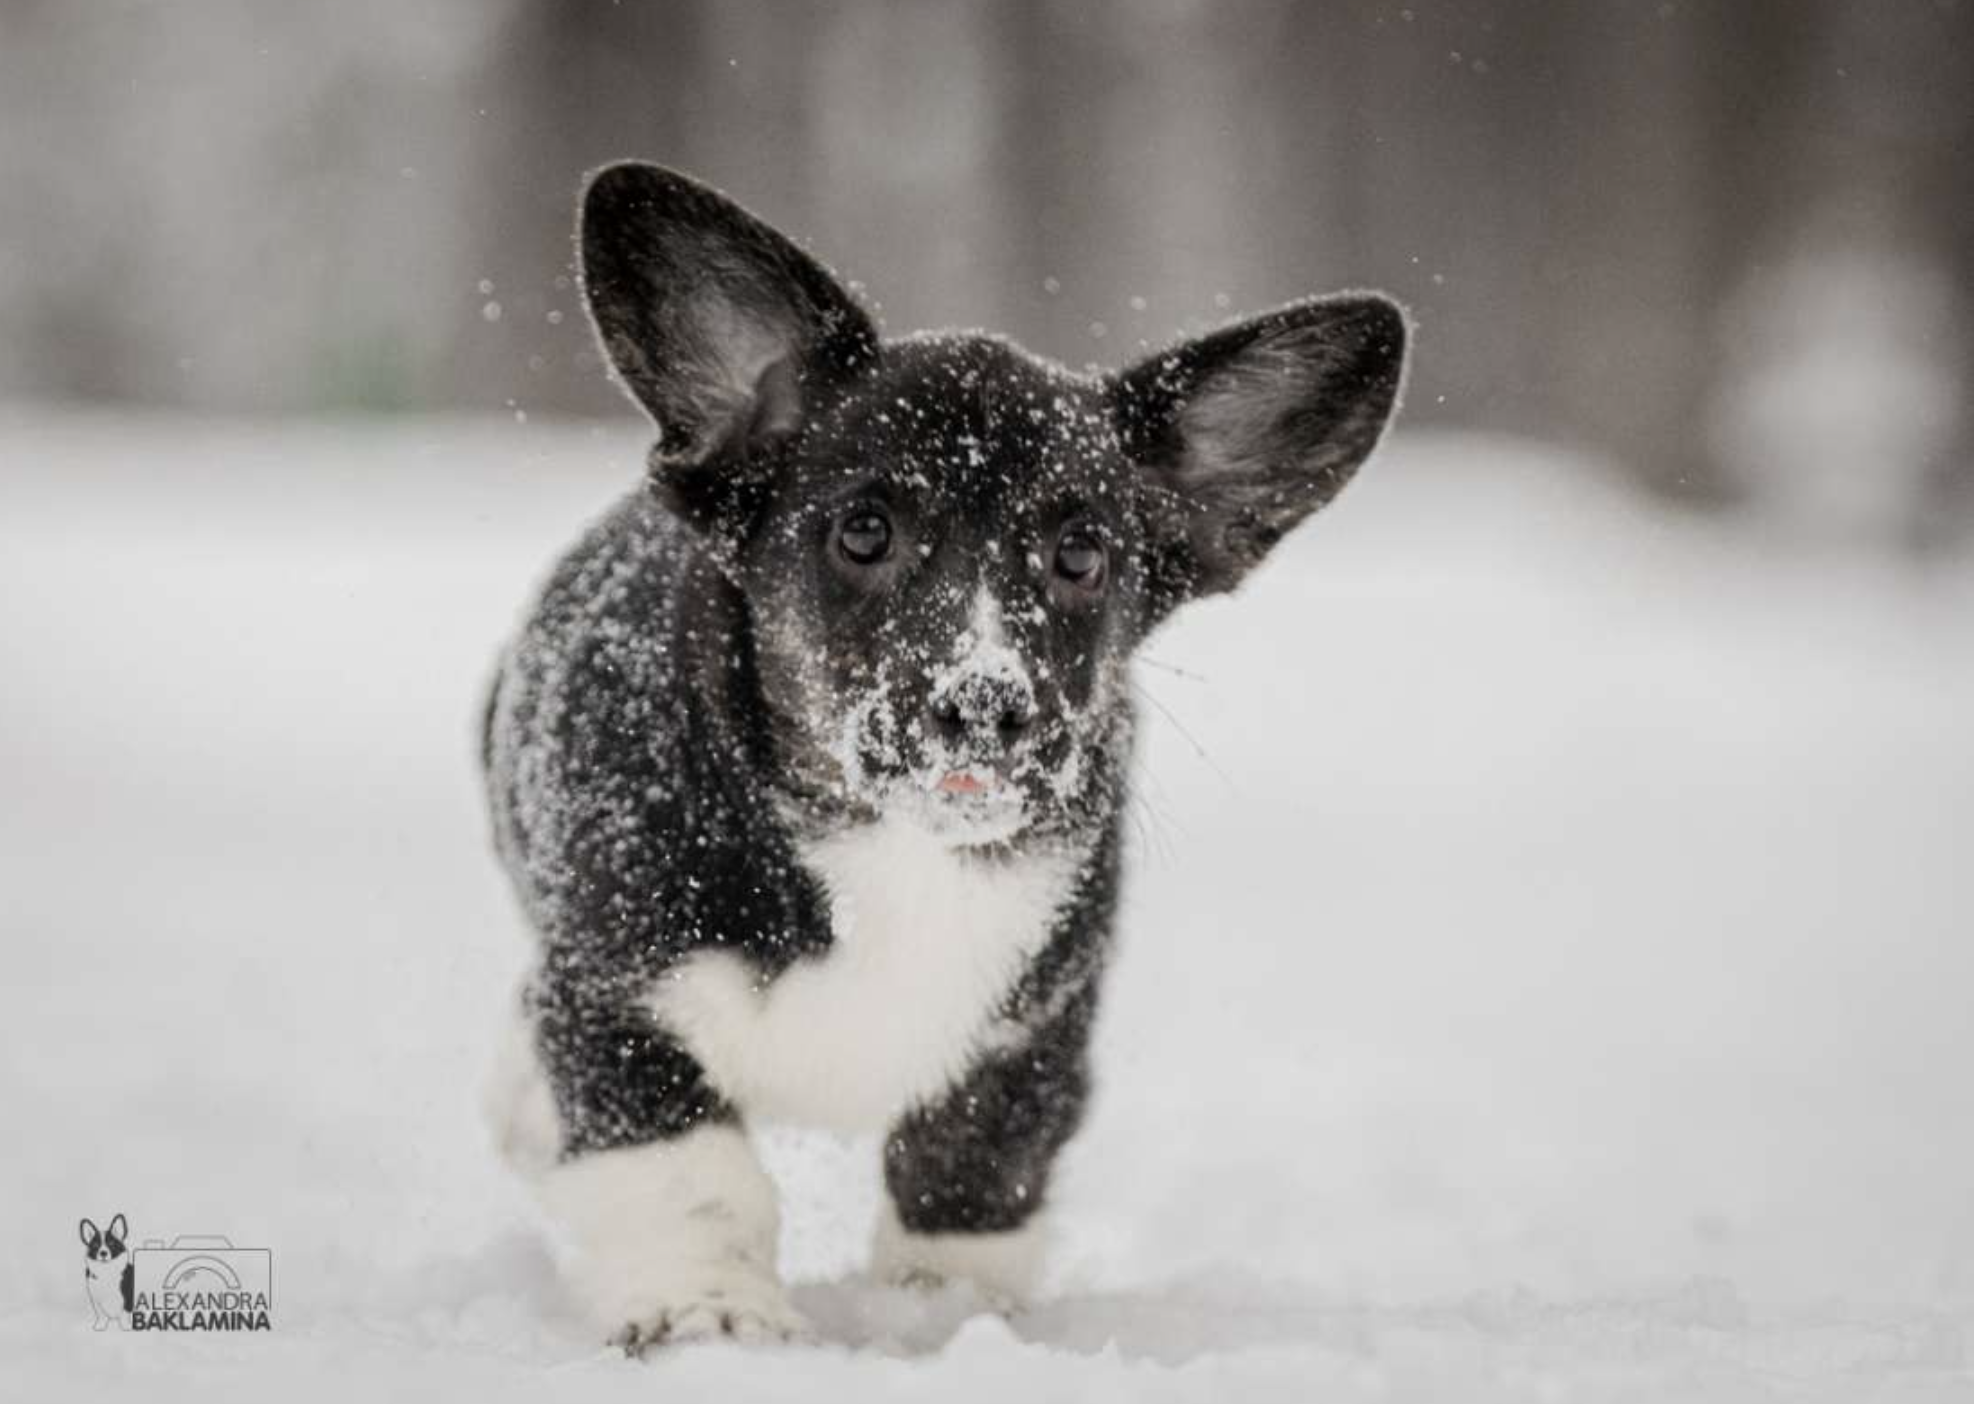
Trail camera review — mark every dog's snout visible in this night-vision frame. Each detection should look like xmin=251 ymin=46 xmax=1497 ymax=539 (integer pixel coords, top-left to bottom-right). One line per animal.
xmin=928 ymin=671 xmax=1036 ymax=746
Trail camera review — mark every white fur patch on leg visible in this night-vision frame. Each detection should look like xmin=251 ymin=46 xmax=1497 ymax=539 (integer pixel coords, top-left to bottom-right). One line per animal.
xmin=481 ymin=1005 xmax=561 ymax=1180
xmin=870 ymin=1197 xmax=1050 ymax=1309
xmin=538 ymin=1124 xmax=806 ymax=1348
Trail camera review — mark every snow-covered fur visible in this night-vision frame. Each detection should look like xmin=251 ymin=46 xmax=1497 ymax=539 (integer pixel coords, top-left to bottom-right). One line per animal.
xmin=481 ymin=162 xmax=1406 ymax=1349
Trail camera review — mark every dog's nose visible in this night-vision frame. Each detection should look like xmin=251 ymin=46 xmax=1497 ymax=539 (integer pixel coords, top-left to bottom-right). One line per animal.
xmin=927 ymin=671 xmax=1036 ymax=747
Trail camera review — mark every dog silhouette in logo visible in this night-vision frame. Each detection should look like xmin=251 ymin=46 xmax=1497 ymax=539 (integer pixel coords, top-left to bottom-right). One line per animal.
xmin=79 ymin=1214 xmax=133 ymax=1330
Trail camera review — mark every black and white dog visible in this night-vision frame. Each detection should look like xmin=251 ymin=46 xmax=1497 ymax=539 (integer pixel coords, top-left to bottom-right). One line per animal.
xmin=482 ymin=163 xmax=1405 ymax=1350
xmin=80 ymin=1214 xmax=133 ymax=1330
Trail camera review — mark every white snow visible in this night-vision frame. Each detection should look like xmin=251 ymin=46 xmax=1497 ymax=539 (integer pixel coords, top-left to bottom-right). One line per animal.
xmin=3 ymin=408 xmax=1972 ymax=1400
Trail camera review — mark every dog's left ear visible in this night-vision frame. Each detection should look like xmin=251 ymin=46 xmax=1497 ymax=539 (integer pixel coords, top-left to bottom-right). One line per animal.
xmin=1112 ymin=294 xmax=1406 ymax=608
xmin=107 ymin=1213 xmax=128 ymax=1243
xmin=579 ymin=161 xmax=880 ymax=537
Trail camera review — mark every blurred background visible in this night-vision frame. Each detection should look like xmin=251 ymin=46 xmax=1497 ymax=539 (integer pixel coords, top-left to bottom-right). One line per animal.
xmin=2 ymin=0 xmax=1971 ymax=542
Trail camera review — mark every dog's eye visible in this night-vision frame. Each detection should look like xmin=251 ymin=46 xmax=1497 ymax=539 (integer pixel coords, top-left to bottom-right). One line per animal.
xmin=1054 ymin=527 xmax=1106 ymax=589
xmin=838 ymin=509 xmax=892 ymax=566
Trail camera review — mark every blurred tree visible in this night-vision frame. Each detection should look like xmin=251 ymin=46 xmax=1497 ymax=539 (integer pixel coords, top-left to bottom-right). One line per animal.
xmin=0 ymin=0 xmax=1968 ymax=537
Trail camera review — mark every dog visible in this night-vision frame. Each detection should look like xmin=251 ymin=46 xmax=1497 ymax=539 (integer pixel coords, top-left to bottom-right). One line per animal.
xmin=481 ymin=162 xmax=1406 ymax=1351
xmin=79 ymin=1214 xmax=133 ymax=1330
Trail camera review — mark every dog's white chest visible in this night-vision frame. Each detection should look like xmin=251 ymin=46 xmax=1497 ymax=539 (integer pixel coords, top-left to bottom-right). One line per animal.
xmin=648 ymin=817 xmax=1073 ymax=1132
xmin=86 ymin=1257 xmax=124 ymax=1302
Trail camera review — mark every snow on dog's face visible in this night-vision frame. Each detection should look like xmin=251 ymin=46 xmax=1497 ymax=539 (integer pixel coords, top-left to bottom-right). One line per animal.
xmin=742 ymin=339 xmax=1139 ymax=847
xmin=579 ymin=163 xmax=1407 ymax=849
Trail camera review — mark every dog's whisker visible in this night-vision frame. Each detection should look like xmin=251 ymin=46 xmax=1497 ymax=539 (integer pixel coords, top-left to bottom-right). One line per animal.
xmin=1123 ymin=757 xmax=1185 ymax=865
xmin=1130 ymin=678 xmax=1239 ymax=795
xmin=1122 ymin=792 xmax=1156 ymax=864
xmin=1136 ymin=654 xmax=1210 ymax=685
xmin=1134 ymin=793 xmax=1178 ymax=867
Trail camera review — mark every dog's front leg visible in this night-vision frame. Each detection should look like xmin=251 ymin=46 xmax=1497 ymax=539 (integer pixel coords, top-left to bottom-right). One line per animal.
xmin=515 ymin=990 xmax=804 ymax=1351
xmin=542 ymin=1123 xmax=800 ymax=1351
xmin=874 ymin=983 xmax=1098 ymax=1308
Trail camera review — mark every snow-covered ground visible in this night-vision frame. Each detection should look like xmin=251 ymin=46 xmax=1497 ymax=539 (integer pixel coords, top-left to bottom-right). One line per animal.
xmin=3 ymin=408 xmax=1971 ymax=1400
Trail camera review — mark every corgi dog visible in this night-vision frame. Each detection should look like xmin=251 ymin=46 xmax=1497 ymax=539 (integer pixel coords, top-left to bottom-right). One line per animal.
xmin=482 ymin=163 xmax=1406 ymax=1350
xmin=80 ymin=1214 xmax=132 ymax=1330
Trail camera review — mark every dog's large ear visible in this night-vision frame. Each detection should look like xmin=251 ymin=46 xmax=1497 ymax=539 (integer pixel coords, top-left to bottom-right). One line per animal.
xmin=107 ymin=1213 xmax=128 ymax=1244
xmin=579 ymin=161 xmax=880 ymax=534
xmin=79 ymin=1218 xmax=100 ymax=1247
xmin=1112 ymin=294 xmax=1406 ymax=609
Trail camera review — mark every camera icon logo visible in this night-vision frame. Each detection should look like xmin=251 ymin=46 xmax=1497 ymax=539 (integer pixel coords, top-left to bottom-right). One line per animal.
xmin=129 ymin=1234 xmax=274 ymax=1332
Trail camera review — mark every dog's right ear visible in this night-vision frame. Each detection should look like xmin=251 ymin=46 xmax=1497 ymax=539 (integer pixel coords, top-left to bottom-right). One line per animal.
xmin=579 ymin=162 xmax=880 ymax=536
xmin=79 ymin=1218 xmax=100 ymax=1247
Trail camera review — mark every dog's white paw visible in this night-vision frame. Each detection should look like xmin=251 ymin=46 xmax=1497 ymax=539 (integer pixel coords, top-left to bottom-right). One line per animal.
xmin=612 ymin=1278 xmax=812 ymax=1354
xmin=884 ymin=1264 xmax=952 ymax=1292
xmin=869 ymin=1202 xmax=1050 ymax=1311
xmin=540 ymin=1129 xmax=808 ymax=1354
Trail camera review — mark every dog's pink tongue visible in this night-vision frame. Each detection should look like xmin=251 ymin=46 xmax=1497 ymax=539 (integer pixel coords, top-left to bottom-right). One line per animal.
xmin=937 ymin=771 xmax=992 ymax=795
